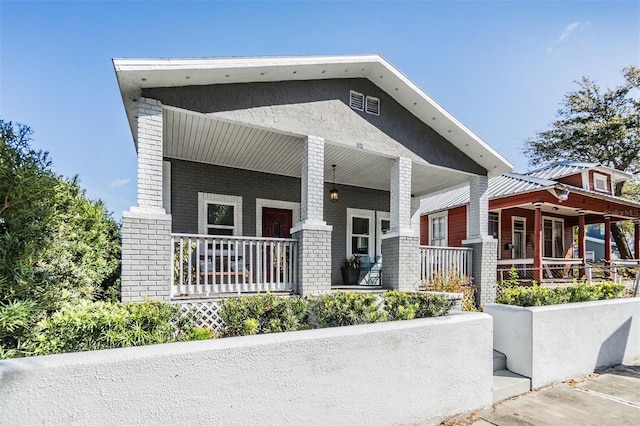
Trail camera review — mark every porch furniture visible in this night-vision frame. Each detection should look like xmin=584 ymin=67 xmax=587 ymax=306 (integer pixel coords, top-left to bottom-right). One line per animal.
xmin=199 ymin=255 xmax=251 ymax=284
xmin=357 ymin=254 xmax=382 ymax=286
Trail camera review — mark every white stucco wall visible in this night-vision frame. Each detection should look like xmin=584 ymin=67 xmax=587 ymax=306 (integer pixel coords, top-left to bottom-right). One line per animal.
xmin=0 ymin=312 xmax=492 ymax=426
xmin=486 ymin=298 xmax=640 ymax=389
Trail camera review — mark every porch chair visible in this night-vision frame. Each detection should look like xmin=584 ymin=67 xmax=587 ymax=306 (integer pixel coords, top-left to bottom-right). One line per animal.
xmin=357 ymin=254 xmax=382 ymax=286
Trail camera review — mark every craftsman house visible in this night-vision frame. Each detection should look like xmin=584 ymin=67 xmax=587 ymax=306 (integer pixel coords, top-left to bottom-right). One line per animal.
xmin=114 ymin=55 xmax=512 ymax=302
xmin=420 ymin=162 xmax=640 ymax=282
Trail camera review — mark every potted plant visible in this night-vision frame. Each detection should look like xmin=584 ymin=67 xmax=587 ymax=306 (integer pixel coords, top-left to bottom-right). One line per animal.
xmin=341 ymin=254 xmax=362 ymax=285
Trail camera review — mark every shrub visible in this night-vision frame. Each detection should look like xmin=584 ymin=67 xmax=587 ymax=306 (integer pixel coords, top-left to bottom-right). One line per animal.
xmin=218 ymin=293 xmax=308 ymax=337
xmin=383 ymin=291 xmax=455 ymax=320
xmin=25 ymin=300 xmax=195 ymax=356
xmin=496 ymin=282 xmax=625 ymax=307
xmin=424 ymin=270 xmax=477 ymax=311
xmin=309 ymin=291 xmax=385 ymax=328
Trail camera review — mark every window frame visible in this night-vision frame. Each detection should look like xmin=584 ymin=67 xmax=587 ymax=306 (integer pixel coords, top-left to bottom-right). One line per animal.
xmin=346 ymin=208 xmax=375 ymax=258
xmin=489 ymin=211 xmax=501 ymax=258
xmin=543 ymin=216 xmax=564 ymax=258
xmin=593 ymin=172 xmax=609 ymax=192
xmin=429 ymin=211 xmax=448 ymax=247
xmin=198 ymin=193 xmax=243 ymax=236
xmin=511 ymin=216 xmax=526 ymax=259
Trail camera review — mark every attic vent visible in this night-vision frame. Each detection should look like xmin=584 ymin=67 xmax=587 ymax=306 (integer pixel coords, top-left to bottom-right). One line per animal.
xmin=365 ymin=96 xmax=380 ymax=116
xmin=350 ymin=91 xmax=364 ymax=111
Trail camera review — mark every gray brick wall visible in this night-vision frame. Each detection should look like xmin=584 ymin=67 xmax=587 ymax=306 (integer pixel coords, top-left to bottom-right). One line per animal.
xmin=381 ymin=236 xmax=420 ymax=291
xmin=464 ymin=239 xmax=498 ymax=307
xmin=294 ymin=229 xmax=332 ymax=295
xmin=121 ymin=211 xmax=172 ymax=301
xmin=136 ymin=98 xmax=164 ymax=210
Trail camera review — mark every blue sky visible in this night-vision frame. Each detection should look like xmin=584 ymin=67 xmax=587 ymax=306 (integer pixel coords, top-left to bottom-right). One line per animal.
xmin=1 ymin=1 xmax=638 ymax=220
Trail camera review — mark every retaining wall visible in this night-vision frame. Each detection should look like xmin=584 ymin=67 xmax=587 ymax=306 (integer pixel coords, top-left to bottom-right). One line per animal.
xmin=485 ymin=298 xmax=640 ymax=389
xmin=0 ymin=312 xmax=492 ymax=425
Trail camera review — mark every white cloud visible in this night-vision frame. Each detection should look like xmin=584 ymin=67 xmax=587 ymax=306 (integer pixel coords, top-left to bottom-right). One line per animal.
xmin=548 ymin=21 xmax=582 ymax=53
xmin=109 ymin=178 xmax=130 ymax=188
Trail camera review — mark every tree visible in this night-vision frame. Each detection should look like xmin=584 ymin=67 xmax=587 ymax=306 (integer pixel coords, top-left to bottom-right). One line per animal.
xmin=0 ymin=119 xmax=121 ymax=357
xmin=524 ymin=66 xmax=640 ymax=258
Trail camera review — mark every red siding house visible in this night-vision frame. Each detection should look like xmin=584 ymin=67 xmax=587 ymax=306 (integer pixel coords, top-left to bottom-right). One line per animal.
xmin=420 ymin=162 xmax=640 ymax=282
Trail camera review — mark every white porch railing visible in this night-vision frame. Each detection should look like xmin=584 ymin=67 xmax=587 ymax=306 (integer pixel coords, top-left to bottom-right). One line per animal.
xmin=420 ymin=245 xmax=473 ymax=282
xmin=171 ymin=233 xmax=297 ymax=298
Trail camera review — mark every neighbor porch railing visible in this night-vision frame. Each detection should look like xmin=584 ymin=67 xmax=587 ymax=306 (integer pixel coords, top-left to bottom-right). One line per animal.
xmin=419 ymin=245 xmax=473 ymax=283
xmin=171 ymin=233 xmax=297 ymax=298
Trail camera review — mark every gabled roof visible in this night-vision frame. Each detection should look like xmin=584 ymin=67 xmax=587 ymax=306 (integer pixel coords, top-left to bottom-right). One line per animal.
xmin=113 ymin=54 xmax=513 ymax=175
xmin=526 ymin=161 xmax=633 ymax=182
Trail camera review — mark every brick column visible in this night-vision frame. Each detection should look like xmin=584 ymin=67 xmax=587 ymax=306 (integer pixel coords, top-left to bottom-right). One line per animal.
xmin=121 ymin=98 xmax=172 ymax=302
xmin=382 ymin=157 xmax=420 ymax=291
xmin=291 ymin=136 xmax=332 ymax=296
xmin=462 ymin=175 xmax=498 ymax=307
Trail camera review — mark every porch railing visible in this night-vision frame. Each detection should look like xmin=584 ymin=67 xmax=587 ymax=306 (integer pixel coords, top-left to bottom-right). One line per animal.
xmin=171 ymin=233 xmax=297 ymax=298
xmin=420 ymin=245 xmax=473 ymax=283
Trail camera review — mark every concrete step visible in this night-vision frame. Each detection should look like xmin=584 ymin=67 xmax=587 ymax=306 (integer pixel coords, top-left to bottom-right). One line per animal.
xmin=493 ymin=350 xmax=506 ymax=372
xmin=493 ymin=369 xmax=531 ymax=403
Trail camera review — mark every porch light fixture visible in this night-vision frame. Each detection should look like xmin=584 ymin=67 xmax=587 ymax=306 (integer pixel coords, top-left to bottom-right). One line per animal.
xmin=557 ymin=188 xmax=570 ymax=201
xmin=330 ymin=165 xmax=339 ymax=202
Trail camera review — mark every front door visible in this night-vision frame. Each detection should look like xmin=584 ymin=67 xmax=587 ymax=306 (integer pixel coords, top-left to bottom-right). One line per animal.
xmin=262 ymin=207 xmax=292 ymax=238
xmin=262 ymin=208 xmax=293 ymax=282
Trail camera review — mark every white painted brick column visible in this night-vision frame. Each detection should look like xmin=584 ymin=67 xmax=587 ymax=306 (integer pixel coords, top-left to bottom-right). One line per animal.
xmin=291 ymin=135 xmax=332 ymax=296
xmin=462 ymin=175 xmax=497 ymax=307
xmin=382 ymin=157 xmax=419 ymax=291
xmin=121 ymin=97 xmax=172 ymax=302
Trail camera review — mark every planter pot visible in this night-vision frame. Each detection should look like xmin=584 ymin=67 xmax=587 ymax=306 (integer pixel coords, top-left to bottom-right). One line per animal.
xmin=341 ymin=266 xmax=361 ymax=285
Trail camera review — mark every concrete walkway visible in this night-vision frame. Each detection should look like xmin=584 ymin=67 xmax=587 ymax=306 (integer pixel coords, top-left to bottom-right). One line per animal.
xmin=442 ymin=359 xmax=640 ymax=425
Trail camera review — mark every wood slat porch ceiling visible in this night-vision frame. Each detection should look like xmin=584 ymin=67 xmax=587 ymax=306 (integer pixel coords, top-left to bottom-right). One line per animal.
xmin=163 ymin=108 xmax=472 ymax=194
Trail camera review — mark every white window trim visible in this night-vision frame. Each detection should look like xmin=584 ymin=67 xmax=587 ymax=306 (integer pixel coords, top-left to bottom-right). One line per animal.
xmin=376 ymin=211 xmax=390 ymax=257
xmin=162 ymin=161 xmax=171 ymax=214
xmin=489 ymin=210 xmax=501 ymax=259
xmin=543 ymin=216 xmax=564 ymax=258
xmin=255 ymin=199 xmax=300 ymax=237
xmin=198 ymin=193 xmax=243 ymax=236
xmin=429 ymin=211 xmax=448 ymax=247
xmin=593 ymin=172 xmax=609 ymax=193
xmin=511 ymin=216 xmax=526 ymax=259
xmin=346 ymin=208 xmax=375 ymax=258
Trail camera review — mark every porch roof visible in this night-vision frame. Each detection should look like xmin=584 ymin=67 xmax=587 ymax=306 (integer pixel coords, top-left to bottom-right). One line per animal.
xmin=526 ymin=161 xmax=634 ymax=183
xmin=113 ymin=54 xmax=512 ymax=176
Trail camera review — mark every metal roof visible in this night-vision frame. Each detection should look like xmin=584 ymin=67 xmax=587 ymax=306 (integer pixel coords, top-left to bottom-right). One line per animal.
xmin=526 ymin=161 xmax=597 ymax=180
xmin=420 ymin=173 xmax=558 ymax=214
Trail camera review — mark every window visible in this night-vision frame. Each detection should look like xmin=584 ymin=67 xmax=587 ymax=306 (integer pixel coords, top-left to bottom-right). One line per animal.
xmin=593 ymin=173 xmax=608 ymax=192
xmin=489 ymin=211 xmax=500 ymax=257
xmin=347 ymin=208 xmax=375 ymax=257
xmin=512 ymin=217 xmax=526 ymax=259
xmin=376 ymin=212 xmax=390 ymax=257
xmin=543 ymin=217 xmax=564 ymax=257
xmin=198 ymin=193 xmax=242 ymax=236
xmin=429 ymin=212 xmax=447 ymax=246
xmin=349 ymin=91 xmax=364 ymax=111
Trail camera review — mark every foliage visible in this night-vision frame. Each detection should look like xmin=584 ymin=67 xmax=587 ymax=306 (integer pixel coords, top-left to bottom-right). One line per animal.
xmin=218 ymin=293 xmax=309 ymax=337
xmin=424 ymin=270 xmax=477 ymax=311
xmin=496 ymin=282 xmax=625 ymax=307
xmin=383 ymin=291 xmax=455 ymax=320
xmin=524 ymin=66 xmax=640 ymax=258
xmin=310 ymin=291 xmax=385 ymax=328
xmin=24 ymin=300 xmax=196 ymax=356
xmin=344 ymin=254 xmax=362 ymax=269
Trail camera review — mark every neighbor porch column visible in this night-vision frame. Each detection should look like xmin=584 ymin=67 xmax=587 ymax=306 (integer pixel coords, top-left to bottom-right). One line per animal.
xmin=634 ymin=220 xmax=640 ymax=260
xmin=121 ymin=98 xmax=172 ymax=302
xmin=604 ymin=216 xmax=612 ymax=262
xmin=533 ymin=202 xmax=543 ymax=282
xmin=381 ymin=157 xmax=420 ymax=291
xmin=291 ymin=135 xmax=332 ymax=296
xmin=462 ymin=175 xmax=498 ymax=306
xmin=578 ymin=212 xmax=586 ymax=264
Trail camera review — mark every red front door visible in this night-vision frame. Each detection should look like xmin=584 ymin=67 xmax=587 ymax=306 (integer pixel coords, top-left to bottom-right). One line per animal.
xmin=262 ymin=207 xmax=292 ymax=238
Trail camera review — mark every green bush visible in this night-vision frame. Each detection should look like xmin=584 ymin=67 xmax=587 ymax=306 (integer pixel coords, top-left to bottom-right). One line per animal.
xmin=218 ymin=293 xmax=309 ymax=337
xmin=309 ymin=291 xmax=385 ymax=328
xmin=25 ymin=300 xmax=196 ymax=356
xmin=384 ymin=291 xmax=455 ymax=320
xmin=496 ymin=282 xmax=625 ymax=307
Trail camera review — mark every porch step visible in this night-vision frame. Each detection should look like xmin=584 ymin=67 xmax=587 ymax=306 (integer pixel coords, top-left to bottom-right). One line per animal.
xmin=493 ymin=369 xmax=531 ymax=403
xmin=493 ymin=350 xmax=506 ymax=372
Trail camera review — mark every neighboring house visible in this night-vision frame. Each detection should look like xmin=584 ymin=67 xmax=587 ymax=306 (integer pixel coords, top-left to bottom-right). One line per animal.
xmin=584 ymin=225 xmax=620 ymax=261
xmin=420 ymin=162 xmax=640 ymax=281
xmin=113 ymin=55 xmax=512 ymax=303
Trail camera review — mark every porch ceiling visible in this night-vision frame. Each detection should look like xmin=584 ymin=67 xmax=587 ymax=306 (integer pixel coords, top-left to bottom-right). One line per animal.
xmin=163 ymin=108 xmax=471 ymax=196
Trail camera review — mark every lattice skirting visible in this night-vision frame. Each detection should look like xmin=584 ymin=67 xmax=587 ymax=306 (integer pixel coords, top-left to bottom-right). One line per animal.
xmin=176 ymin=300 xmax=225 ymax=331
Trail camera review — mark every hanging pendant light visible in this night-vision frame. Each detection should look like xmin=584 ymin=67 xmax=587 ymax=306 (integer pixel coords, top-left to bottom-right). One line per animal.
xmin=330 ymin=164 xmax=339 ymax=202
